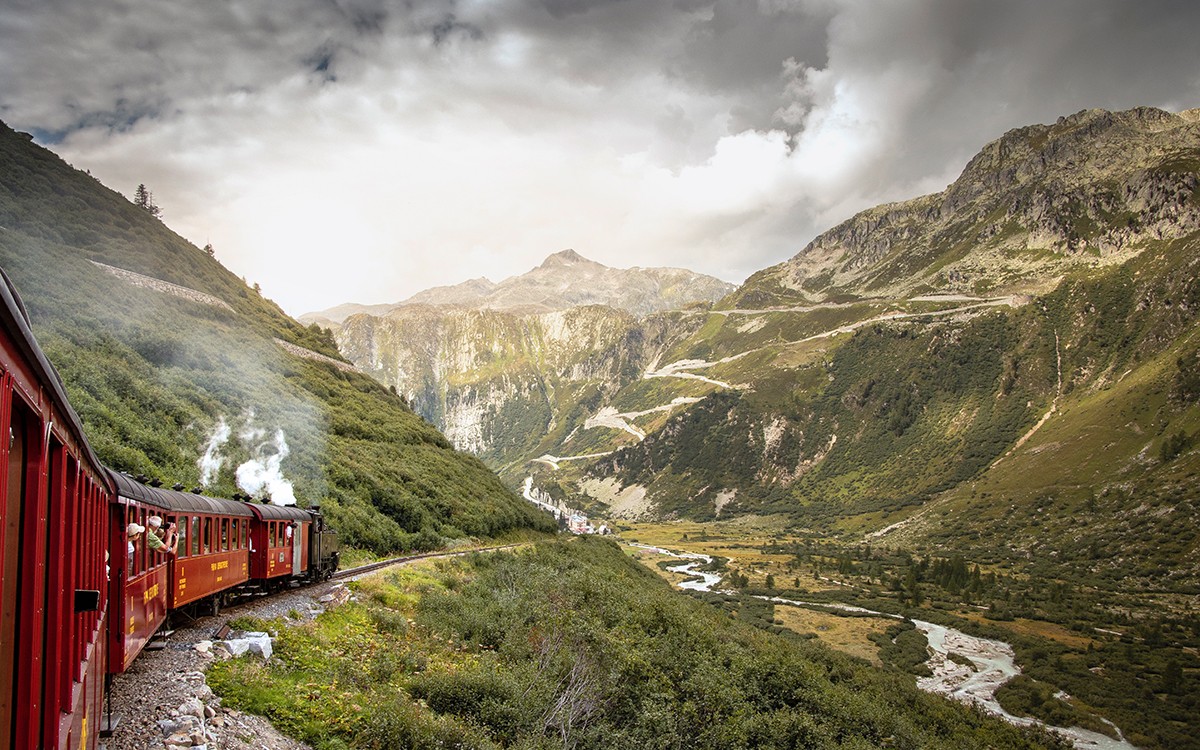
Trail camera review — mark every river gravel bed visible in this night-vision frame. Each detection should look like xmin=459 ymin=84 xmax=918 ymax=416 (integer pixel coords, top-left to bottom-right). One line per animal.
xmin=632 ymin=542 xmax=1141 ymax=750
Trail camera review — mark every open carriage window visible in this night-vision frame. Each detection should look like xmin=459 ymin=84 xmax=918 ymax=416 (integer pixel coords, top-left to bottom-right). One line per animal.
xmin=176 ymin=516 xmax=188 ymax=558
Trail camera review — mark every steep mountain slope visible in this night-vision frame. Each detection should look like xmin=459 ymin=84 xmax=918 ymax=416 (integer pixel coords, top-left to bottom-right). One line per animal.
xmin=0 ymin=121 xmax=554 ymax=552
xmin=580 ymin=109 xmax=1200 ymax=547
xmin=305 ymin=248 xmax=735 ymax=323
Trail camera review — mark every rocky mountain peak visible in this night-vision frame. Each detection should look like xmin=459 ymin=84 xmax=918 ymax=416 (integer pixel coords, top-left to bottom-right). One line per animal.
xmin=730 ymin=106 xmax=1200 ymax=309
xmin=538 ymin=249 xmax=595 ymax=269
xmin=307 ymin=251 xmax=735 ymax=322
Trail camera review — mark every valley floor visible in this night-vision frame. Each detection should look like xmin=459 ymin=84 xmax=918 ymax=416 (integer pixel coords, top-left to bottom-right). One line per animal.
xmin=616 ymin=519 xmax=1192 ymax=750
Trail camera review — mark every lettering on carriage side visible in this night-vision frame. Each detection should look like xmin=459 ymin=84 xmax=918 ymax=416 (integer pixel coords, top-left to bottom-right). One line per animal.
xmin=142 ymin=583 xmax=159 ymax=604
xmin=81 ymin=715 xmax=87 ymax=749
xmin=210 ymin=560 xmax=229 ymax=572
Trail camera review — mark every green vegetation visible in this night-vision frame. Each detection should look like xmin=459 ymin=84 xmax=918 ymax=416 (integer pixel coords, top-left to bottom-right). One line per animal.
xmin=995 ymin=677 xmax=1113 ymax=740
xmin=0 ymin=121 xmax=555 ymax=552
xmin=726 ymin=536 xmax=1200 ymax=749
xmin=868 ymin=621 xmax=931 ymax=677
xmin=211 ymin=539 xmax=1069 ymax=749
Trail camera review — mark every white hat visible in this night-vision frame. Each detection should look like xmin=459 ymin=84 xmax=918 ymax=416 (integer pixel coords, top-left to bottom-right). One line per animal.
xmin=127 ymin=522 xmax=145 ymax=535
xmin=148 ymin=516 xmax=163 ymax=528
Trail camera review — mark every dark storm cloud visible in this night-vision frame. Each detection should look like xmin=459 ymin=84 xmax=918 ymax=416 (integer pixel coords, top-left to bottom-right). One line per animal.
xmin=817 ymin=0 xmax=1200 ymax=190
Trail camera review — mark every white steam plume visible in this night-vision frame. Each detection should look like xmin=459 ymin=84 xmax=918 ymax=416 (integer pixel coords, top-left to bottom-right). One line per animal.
xmin=198 ymin=416 xmax=230 ymax=486
xmin=235 ymin=427 xmax=297 ymax=506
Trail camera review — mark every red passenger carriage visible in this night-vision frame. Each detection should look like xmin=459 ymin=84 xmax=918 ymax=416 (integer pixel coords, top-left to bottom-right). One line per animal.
xmin=247 ymin=504 xmax=311 ymax=589
xmin=107 ymin=471 xmax=256 ymax=672
xmin=0 ymin=270 xmax=110 ymax=750
xmin=0 ymin=266 xmax=341 ymax=749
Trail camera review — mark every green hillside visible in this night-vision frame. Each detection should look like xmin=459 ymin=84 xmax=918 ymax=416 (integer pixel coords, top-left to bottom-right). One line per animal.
xmin=0 ymin=121 xmax=555 ymax=551
xmin=210 ymin=538 xmax=1069 ymax=750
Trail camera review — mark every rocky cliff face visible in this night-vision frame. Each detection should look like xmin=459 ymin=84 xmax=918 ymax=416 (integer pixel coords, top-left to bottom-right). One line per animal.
xmin=336 ymin=303 xmax=707 ymax=463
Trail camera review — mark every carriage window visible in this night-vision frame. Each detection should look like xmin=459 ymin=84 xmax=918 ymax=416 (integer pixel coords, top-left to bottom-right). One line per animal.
xmin=151 ymin=513 xmax=163 ymax=566
xmin=270 ymin=523 xmax=278 ymax=547
xmin=140 ymin=509 xmax=149 ymax=574
xmin=221 ymin=518 xmax=230 ymax=551
xmin=203 ymin=517 xmax=212 ymax=553
xmin=241 ymin=519 xmax=248 ymax=549
xmin=192 ymin=516 xmax=200 ymax=556
xmin=176 ymin=516 xmax=188 ymax=558
xmin=124 ymin=508 xmax=136 ymax=579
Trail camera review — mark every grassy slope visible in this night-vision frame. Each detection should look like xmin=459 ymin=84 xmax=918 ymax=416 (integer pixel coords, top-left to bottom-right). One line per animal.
xmin=0 ymin=122 xmax=555 ymax=552
xmin=210 ymin=538 xmax=1069 ymax=750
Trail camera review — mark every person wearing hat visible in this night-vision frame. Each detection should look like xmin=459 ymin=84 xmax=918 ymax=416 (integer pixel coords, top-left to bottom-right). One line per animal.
xmin=146 ymin=515 xmax=179 ymax=556
xmin=126 ymin=521 xmax=145 ymax=558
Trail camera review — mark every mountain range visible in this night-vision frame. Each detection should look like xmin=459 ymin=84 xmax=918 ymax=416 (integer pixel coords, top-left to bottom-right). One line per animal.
xmin=315 ymin=110 xmax=1200 ymax=744
xmin=324 ymin=106 xmax=1200 ymax=593
xmin=303 ymin=248 xmax=735 ymax=325
xmin=3 ymin=104 xmax=1198 ymax=749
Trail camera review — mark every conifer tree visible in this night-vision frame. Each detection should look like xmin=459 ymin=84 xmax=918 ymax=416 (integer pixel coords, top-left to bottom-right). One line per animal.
xmin=133 ymin=183 xmax=162 ymax=218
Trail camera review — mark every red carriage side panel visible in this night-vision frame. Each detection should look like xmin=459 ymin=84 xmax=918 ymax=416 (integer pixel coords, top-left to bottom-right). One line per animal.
xmin=113 ymin=498 xmax=171 ymax=673
xmin=169 ymin=512 xmax=250 ymax=609
xmin=247 ymin=505 xmax=311 ymax=581
xmin=1 ymin=270 xmax=112 ymax=750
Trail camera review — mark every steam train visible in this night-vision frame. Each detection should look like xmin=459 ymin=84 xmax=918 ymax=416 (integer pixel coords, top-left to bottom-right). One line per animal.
xmin=0 ymin=269 xmax=340 ymax=749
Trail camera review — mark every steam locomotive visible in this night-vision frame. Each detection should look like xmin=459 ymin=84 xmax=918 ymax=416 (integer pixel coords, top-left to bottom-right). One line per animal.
xmin=0 ymin=269 xmax=339 ymax=749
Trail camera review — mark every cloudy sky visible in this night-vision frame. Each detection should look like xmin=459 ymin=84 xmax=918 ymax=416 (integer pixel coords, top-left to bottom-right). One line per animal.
xmin=2 ymin=0 xmax=1198 ymax=316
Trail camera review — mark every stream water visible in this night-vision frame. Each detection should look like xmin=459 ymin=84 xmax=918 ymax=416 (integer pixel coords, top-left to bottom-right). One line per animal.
xmin=631 ymin=543 xmax=1139 ymax=750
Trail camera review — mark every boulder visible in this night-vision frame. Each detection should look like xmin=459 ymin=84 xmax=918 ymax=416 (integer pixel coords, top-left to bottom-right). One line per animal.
xmin=245 ymin=633 xmax=273 ymax=661
xmin=178 ymin=697 xmax=205 ymax=720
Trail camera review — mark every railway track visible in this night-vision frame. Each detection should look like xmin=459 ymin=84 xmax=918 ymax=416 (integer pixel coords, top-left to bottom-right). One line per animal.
xmin=172 ymin=543 xmax=525 ymax=624
xmin=331 ymin=543 xmax=522 ymax=581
